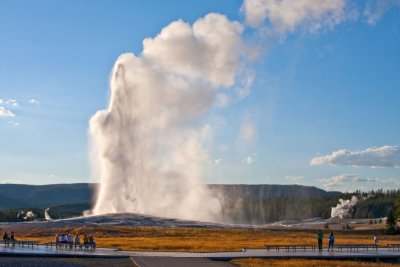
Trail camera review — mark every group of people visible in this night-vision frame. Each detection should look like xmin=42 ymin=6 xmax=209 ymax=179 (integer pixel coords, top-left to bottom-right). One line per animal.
xmin=316 ymin=229 xmax=379 ymax=251
xmin=55 ymin=233 xmax=96 ymax=249
xmin=316 ymin=229 xmax=334 ymax=251
xmin=2 ymin=231 xmax=16 ymax=245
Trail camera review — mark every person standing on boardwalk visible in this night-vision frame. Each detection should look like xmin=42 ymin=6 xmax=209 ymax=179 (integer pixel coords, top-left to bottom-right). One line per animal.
xmin=328 ymin=232 xmax=334 ymax=251
xmin=10 ymin=231 xmax=15 ymax=241
xmin=317 ymin=229 xmax=324 ymax=251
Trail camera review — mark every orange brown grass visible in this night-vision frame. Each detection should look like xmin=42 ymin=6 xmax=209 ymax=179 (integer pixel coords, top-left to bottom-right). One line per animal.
xmin=8 ymin=226 xmax=400 ymax=252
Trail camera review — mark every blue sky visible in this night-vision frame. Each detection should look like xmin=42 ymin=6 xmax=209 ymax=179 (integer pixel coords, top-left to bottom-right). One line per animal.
xmin=0 ymin=0 xmax=399 ymax=191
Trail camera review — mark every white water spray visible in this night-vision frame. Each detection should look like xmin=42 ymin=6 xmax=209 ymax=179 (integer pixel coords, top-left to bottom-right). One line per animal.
xmin=23 ymin=211 xmax=35 ymax=220
xmin=90 ymin=14 xmax=245 ymax=222
xmin=44 ymin=208 xmax=52 ymax=221
xmin=331 ymin=196 xmax=358 ymax=219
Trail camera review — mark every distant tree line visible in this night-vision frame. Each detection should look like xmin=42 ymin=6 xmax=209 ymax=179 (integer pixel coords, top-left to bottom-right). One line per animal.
xmin=0 ymin=203 xmax=91 ymax=222
xmin=219 ymin=189 xmax=400 ymax=224
xmin=0 ymin=189 xmax=400 ymax=225
xmin=343 ymin=189 xmax=400 ymax=219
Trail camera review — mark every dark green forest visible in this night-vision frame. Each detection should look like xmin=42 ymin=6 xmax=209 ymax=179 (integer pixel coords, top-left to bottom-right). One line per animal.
xmin=220 ymin=189 xmax=400 ymax=224
xmin=0 ymin=203 xmax=91 ymax=222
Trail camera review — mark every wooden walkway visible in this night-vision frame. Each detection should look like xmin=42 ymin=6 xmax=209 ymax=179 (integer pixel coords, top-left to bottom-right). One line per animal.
xmin=2 ymin=242 xmax=400 ymax=266
xmin=131 ymin=257 xmax=232 ymax=267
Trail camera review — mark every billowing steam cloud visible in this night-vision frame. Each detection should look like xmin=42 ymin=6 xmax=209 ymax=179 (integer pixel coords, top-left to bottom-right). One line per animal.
xmin=23 ymin=211 xmax=35 ymax=220
xmin=44 ymin=208 xmax=52 ymax=221
xmin=88 ymin=1 xmax=395 ymax=223
xmin=331 ymin=196 xmax=358 ymax=219
xmin=90 ymin=14 xmax=245 ymax=222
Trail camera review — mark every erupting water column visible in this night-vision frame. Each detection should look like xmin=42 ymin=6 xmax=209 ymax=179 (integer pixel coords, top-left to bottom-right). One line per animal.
xmin=89 ymin=14 xmax=245 ymax=222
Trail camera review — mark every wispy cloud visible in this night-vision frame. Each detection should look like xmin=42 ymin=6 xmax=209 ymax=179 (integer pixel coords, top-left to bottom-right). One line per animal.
xmin=235 ymin=70 xmax=254 ymax=100
xmin=0 ymin=107 xmax=15 ymax=117
xmin=318 ymin=174 xmax=378 ymax=190
xmin=310 ymin=146 xmax=400 ymax=168
xmin=242 ymin=156 xmax=255 ymax=165
xmin=29 ymin=98 xmax=40 ymax=105
xmin=0 ymin=98 xmax=18 ymax=106
xmin=215 ymin=93 xmax=231 ymax=108
xmin=214 ymin=158 xmax=223 ymax=164
xmin=6 ymin=99 xmax=18 ymax=106
xmin=242 ymin=0 xmax=350 ymax=33
xmin=364 ymin=0 xmax=400 ymax=25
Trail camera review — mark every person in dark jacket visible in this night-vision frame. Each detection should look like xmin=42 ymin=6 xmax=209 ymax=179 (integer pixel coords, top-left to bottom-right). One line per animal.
xmin=317 ymin=229 xmax=324 ymax=251
xmin=328 ymin=232 xmax=334 ymax=251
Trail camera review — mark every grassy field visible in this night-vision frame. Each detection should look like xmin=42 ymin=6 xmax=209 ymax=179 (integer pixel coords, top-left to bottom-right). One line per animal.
xmin=9 ymin=225 xmax=400 ymax=252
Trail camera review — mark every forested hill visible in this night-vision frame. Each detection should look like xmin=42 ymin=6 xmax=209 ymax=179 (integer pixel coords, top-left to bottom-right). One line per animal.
xmin=208 ymin=184 xmax=340 ymax=199
xmin=0 ymin=183 xmax=94 ymax=210
xmin=0 ymin=183 xmax=337 ymax=211
xmin=209 ymin=184 xmax=341 ymax=224
xmin=0 ymin=183 xmax=397 ymax=224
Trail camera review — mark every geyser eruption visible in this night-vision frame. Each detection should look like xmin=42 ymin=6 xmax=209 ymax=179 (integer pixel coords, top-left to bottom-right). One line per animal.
xmin=44 ymin=208 xmax=52 ymax=221
xmin=90 ymin=14 xmax=245 ymax=222
xmin=331 ymin=196 xmax=358 ymax=219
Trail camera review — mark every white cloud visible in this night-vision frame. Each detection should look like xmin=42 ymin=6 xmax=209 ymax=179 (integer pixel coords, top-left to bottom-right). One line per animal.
xmin=0 ymin=98 xmax=18 ymax=106
xmin=8 ymin=121 xmax=19 ymax=126
xmin=242 ymin=0 xmax=348 ymax=33
xmin=5 ymin=99 xmax=18 ymax=106
xmin=0 ymin=107 xmax=15 ymax=117
xmin=29 ymin=99 xmax=40 ymax=105
xmin=214 ymin=158 xmax=223 ymax=164
xmin=310 ymin=146 xmax=400 ymax=168
xmin=318 ymin=174 xmax=378 ymax=190
xmin=285 ymin=175 xmax=303 ymax=184
xmin=364 ymin=0 xmax=400 ymax=25
xmin=242 ymin=156 xmax=255 ymax=165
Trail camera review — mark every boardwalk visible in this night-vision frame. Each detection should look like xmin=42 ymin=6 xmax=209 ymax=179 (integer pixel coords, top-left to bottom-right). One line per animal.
xmin=128 ymin=248 xmax=400 ymax=261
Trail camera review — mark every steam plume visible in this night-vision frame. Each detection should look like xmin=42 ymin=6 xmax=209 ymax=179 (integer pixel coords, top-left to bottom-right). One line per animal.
xmin=90 ymin=14 xmax=245 ymax=222
xmin=331 ymin=196 xmax=358 ymax=219
xmin=44 ymin=208 xmax=52 ymax=221
xmin=23 ymin=211 xmax=35 ymax=220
